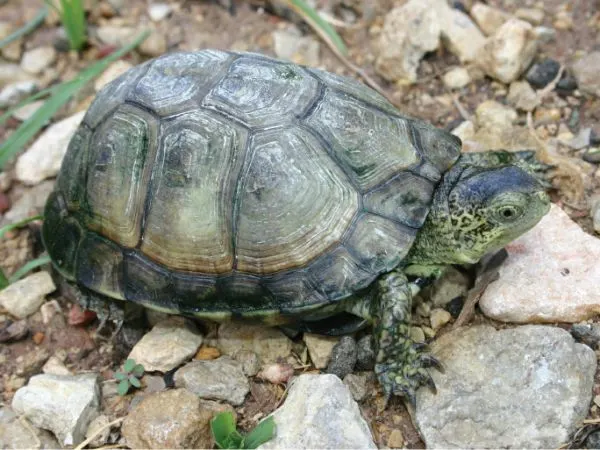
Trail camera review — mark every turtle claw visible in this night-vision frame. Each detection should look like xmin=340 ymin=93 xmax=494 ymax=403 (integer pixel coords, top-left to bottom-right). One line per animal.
xmin=420 ymin=353 xmax=445 ymax=372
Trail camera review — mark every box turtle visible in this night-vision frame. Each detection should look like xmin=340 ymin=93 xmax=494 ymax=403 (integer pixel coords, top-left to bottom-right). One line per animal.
xmin=43 ymin=50 xmax=550 ymax=404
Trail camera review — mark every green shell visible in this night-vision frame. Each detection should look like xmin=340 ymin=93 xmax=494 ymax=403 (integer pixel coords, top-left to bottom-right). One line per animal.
xmin=43 ymin=50 xmax=461 ymax=318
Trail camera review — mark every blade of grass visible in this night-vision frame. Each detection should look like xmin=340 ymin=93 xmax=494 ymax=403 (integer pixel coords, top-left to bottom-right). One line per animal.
xmin=0 ymin=83 xmax=68 ymax=127
xmin=0 ymin=30 xmax=149 ymax=170
xmin=0 ymin=6 xmax=48 ymax=49
xmin=0 ymin=269 xmax=8 ymax=290
xmin=284 ymin=0 xmax=347 ymax=56
xmin=0 ymin=215 xmax=43 ymax=239
xmin=8 ymin=254 xmax=51 ymax=283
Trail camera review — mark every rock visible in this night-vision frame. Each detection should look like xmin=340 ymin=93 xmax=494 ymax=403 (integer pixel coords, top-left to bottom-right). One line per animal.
xmin=139 ymin=30 xmax=168 ymax=57
xmin=174 ymin=356 xmax=249 ymax=405
xmin=0 ymin=319 xmax=28 ymax=342
xmin=526 ymin=58 xmax=560 ymax=89
xmin=374 ymin=0 xmax=442 ymax=83
xmin=304 ymin=333 xmax=339 ymax=369
xmin=20 ymin=47 xmax=56 ymax=74
xmin=533 ymin=26 xmax=555 ymax=44
xmin=232 ymin=349 xmax=261 ymax=376
xmin=442 ymin=67 xmax=471 ymax=89
xmin=148 ymin=2 xmax=172 ymax=21
xmin=515 ymin=7 xmax=545 ymax=26
xmin=451 ymin=120 xmax=475 ymax=142
xmin=257 ymin=362 xmax=295 ymax=384
xmin=572 ymin=52 xmax=600 ymax=97
xmin=475 ymin=100 xmax=517 ymax=130
xmin=85 ymin=414 xmax=110 ymax=448
xmin=0 ymin=25 xmax=22 ymax=61
xmin=122 ymin=389 xmax=234 ymax=449
xmin=12 ymin=100 xmax=44 ymax=121
xmin=507 ymin=80 xmax=540 ymax=112
xmin=0 ymin=406 xmax=60 ymax=449
xmin=217 ymin=322 xmax=292 ymax=364
xmin=480 ymin=205 xmax=600 ymax=323
xmin=128 ymin=317 xmax=203 ymax=372
xmin=273 ymin=27 xmax=320 ymax=67
xmin=430 ymin=308 xmax=452 ymax=331
xmin=0 ymin=272 xmax=55 ymax=319
xmin=259 ymin=374 xmax=376 ymax=449
xmin=143 ymin=374 xmax=166 ymax=393
xmin=592 ymin=198 xmax=600 ymax=233
xmin=410 ymin=326 xmax=426 ymax=343
xmin=2 ymin=181 xmax=54 ymax=224
xmin=470 ymin=2 xmax=510 ymax=36
xmin=415 ymin=325 xmax=596 ymax=448
xmin=387 ymin=429 xmax=405 ymax=448
xmin=94 ymin=60 xmax=133 ymax=92
xmin=476 ymin=18 xmax=538 ymax=83
xmin=343 ymin=373 xmax=369 ymax=402
xmin=0 ymin=80 xmax=38 ymax=108
xmin=96 ymin=25 xmax=137 ymax=47
xmin=355 ymin=335 xmax=375 ymax=370
xmin=440 ymin=7 xmax=486 ymax=62
xmin=12 ymin=373 xmax=101 ymax=447
xmin=584 ymin=147 xmax=600 ymax=164
xmin=326 ymin=336 xmax=357 ymax=378
xmin=564 ymin=128 xmax=592 ymax=150
xmin=42 ymin=355 xmax=72 ymax=375
xmin=15 ymin=111 xmax=85 ymax=185
xmin=15 ymin=348 xmax=51 ymax=377
xmin=571 ymin=323 xmax=600 ymax=349
xmin=585 ymin=430 xmax=600 ymax=449
xmin=0 ymin=63 xmax=35 ymax=88
xmin=428 ymin=266 xmax=470 ymax=307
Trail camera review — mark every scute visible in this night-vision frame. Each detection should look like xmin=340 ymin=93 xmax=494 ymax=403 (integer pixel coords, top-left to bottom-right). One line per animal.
xmin=76 ymin=233 xmax=124 ymax=300
xmin=56 ymin=126 xmax=91 ymax=211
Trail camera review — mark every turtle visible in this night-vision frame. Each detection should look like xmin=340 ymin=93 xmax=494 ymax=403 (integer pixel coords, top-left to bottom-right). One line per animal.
xmin=42 ymin=49 xmax=550 ymax=404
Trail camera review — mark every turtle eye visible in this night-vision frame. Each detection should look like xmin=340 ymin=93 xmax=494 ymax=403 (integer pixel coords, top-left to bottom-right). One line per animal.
xmin=495 ymin=205 xmax=522 ymax=222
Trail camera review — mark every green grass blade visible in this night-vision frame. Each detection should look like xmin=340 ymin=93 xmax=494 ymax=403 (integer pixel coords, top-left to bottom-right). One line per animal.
xmin=242 ymin=416 xmax=275 ymax=449
xmin=8 ymin=254 xmax=51 ymax=283
xmin=0 ymin=215 xmax=43 ymax=239
xmin=0 ymin=6 xmax=48 ymax=49
xmin=287 ymin=0 xmax=347 ymax=56
xmin=0 ymin=269 xmax=8 ymax=290
xmin=0 ymin=30 xmax=149 ymax=170
xmin=0 ymin=83 xmax=69 ymax=127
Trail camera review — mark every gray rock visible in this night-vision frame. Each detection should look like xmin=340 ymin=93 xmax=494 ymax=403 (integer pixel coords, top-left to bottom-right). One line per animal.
xmin=592 ymin=197 xmax=600 ymax=233
xmin=440 ymin=7 xmax=486 ymax=62
xmin=415 ymin=325 xmax=596 ymax=448
xmin=585 ymin=430 xmax=600 ymax=449
xmin=343 ymin=373 xmax=369 ymax=402
xmin=139 ymin=30 xmax=168 ymax=57
xmin=304 ymin=333 xmax=339 ymax=369
xmin=0 ymin=80 xmax=38 ymax=108
xmin=564 ymin=127 xmax=592 ymax=150
xmin=174 ymin=356 xmax=249 ymax=405
xmin=258 ymin=374 xmax=376 ymax=449
xmin=507 ymin=80 xmax=540 ymax=112
xmin=273 ymin=26 xmax=320 ymax=67
xmin=232 ymin=349 xmax=261 ymax=376
xmin=571 ymin=323 xmax=600 ymax=349
xmin=572 ymin=51 xmax=600 ymax=97
xmin=15 ymin=111 xmax=85 ymax=185
xmin=0 ymin=319 xmax=28 ymax=343
xmin=2 ymin=181 xmax=54 ymax=225
xmin=122 ymin=389 xmax=234 ymax=449
xmin=356 ymin=335 xmax=375 ymax=370
xmin=515 ymin=7 xmax=545 ymax=26
xmin=85 ymin=414 xmax=110 ymax=448
xmin=0 ymin=406 xmax=60 ymax=449
xmin=0 ymin=272 xmax=55 ymax=319
xmin=128 ymin=317 xmax=203 ymax=372
xmin=428 ymin=266 xmax=470 ymax=307
xmin=96 ymin=26 xmax=137 ymax=47
xmin=20 ymin=47 xmax=56 ymax=74
xmin=11 ymin=373 xmax=101 ymax=447
xmin=526 ymin=58 xmax=560 ymax=89
xmin=470 ymin=2 xmax=510 ymax=36
xmin=0 ymin=63 xmax=35 ymax=88
xmin=217 ymin=322 xmax=292 ymax=364
xmin=326 ymin=336 xmax=357 ymax=378
xmin=12 ymin=100 xmax=44 ymax=122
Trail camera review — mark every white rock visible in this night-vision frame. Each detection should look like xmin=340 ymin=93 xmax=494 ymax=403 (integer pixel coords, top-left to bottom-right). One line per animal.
xmin=303 ymin=333 xmax=340 ymax=369
xmin=12 ymin=100 xmax=44 ymax=121
xmin=273 ymin=27 xmax=320 ymax=67
xmin=475 ymin=100 xmax=517 ymax=130
xmin=476 ymin=18 xmax=539 ymax=83
xmin=0 ymin=272 xmax=55 ymax=319
xmin=470 ymin=2 xmax=510 ymax=35
xmin=572 ymin=51 xmax=600 ymax=98
xmin=442 ymin=67 xmax=471 ymax=89
xmin=507 ymin=80 xmax=540 ymax=112
xmin=258 ymin=374 xmax=376 ymax=449
xmin=0 ymin=63 xmax=35 ymax=88
xmin=515 ymin=8 xmax=545 ymax=26
xmin=94 ymin=60 xmax=133 ymax=92
xmin=42 ymin=356 xmax=72 ymax=376
xmin=15 ymin=111 xmax=85 ymax=185
xmin=20 ymin=47 xmax=57 ymax=75
xmin=480 ymin=205 xmax=600 ymax=323
xmin=375 ymin=0 xmax=443 ymax=82
xmin=96 ymin=26 xmax=137 ymax=47
xmin=148 ymin=3 xmax=172 ymax=21
xmin=0 ymin=406 xmax=60 ymax=449
xmin=11 ymin=373 xmax=101 ymax=447
xmin=128 ymin=317 xmax=203 ymax=372
xmin=451 ymin=120 xmax=476 ymax=142
xmin=0 ymin=80 xmax=38 ymax=108
xmin=439 ymin=7 xmax=486 ymax=62
xmin=139 ymin=31 xmax=168 ymax=57
xmin=217 ymin=322 xmax=292 ymax=364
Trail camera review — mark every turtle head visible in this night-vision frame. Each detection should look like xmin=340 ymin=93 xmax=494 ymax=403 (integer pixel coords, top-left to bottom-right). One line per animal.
xmin=408 ymin=157 xmax=550 ymax=266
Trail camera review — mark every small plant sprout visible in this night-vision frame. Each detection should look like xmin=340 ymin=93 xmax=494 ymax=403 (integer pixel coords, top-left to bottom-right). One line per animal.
xmin=115 ymin=358 xmax=145 ymax=396
xmin=211 ymin=411 xmax=275 ymax=449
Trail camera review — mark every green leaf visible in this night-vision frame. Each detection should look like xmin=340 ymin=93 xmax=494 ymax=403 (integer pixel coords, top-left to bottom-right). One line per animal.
xmin=224 ymin=431 xmax=244 ymax=449
xmin=114 ymin=372 xmax=127 ymax=381
xmin=132 ymin=363 xmax=145 ymax=377
xmin=8 ymin=254 xmax=51 ymax=284
xmin=128 ymin=376 xmax=141 ymax=388
xmin=0 ymin=7 xmax=48 ymax=49
xmin=45 ymin=0 xmax=87 ymax=51
xmin=242 ymin=416 xmax=276 ymax=449
xmin=211 ymin=412 xmax=238 ymax=448
xmin=0 ymin=269 xmax=8 ymax=290
xmin=0 ymin=215 xmax=43 ymax=240
xmin=117 ymin=379 xmax=130 ymax=396
xmin=123 ymin=358 xmax=136 ymax=373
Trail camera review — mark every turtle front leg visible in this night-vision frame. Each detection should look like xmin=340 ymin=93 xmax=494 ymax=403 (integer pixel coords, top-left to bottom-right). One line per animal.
xmin=371 ymin=270 xmax=441 ymax=407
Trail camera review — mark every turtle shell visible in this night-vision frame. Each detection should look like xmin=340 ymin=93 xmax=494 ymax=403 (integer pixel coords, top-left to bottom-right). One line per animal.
xmin=43 ymin=50 xmax=461 ymax=318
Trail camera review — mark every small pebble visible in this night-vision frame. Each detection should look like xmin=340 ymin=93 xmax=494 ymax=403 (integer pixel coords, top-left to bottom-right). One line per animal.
xmin=257 ymin=363 xmax=294 ymax=384
xmin=343 ymin=372 xmax=369 ymax=402
xmin=387 ymin=429 xmax=405 ymax=448
xmin=583 ymin=148 xmax=600 ymax=164
xmin=148 ymin=3 xmax=172 ymax=22
xmin=410 ymin=326 xmax=426 ymax=343
xmin=232 ymin=349 xmax=261 ymax=377
xmin=326 ymin=336 xmax=357 ymax=379
xmin=526 ymin=59 xmax=560 ymax=89
xmin=0 ymin=319 xmax=29 ymax=343
xmin=430 ymin=308 xmax=452 ymax=331
xmin=446 ymin=296 xmax=465 ymax=318
xmin=195 ymin=346 xmax=221 ymax=360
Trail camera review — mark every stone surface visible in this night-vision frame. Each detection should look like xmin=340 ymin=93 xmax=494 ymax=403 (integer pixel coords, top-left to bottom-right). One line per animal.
xmin=304 ymin=333 xmax=339 ymax=369
xmin=42 ymin=355 xmax=72 ymax=376
xmin=96 ymin=25 xmax=137 ymax=47
xmin=470 ymin=2 xmax=510 ymax=36
xmin=343 ymin=372 xmax=370 ymax=402
xmin=507 ymin=80 xmax=540 ymax=112
xmin=15 ymin=111 xmax=85 ymax=185
xmin=526 ymin=58 xmax=560 ymax=89
xmin=428 ymin=266 xmax=470 ymax=307
xmin=475 ymin=100 xmax=517 ymax=130
xmin=0 ymin=63 xmax=35 ymax=87
xmin=0 ymin=80 xmax=38 ymax=108
xmin=85 ymin=414 xmax=110 ymax=448
xmin=439 ymin=7 xmax=486 ymax=62
xmin=217 ymin=322 xmax=292 ymax=364
xmin=2 ymin=181 xmax=53 ymax=225
xmin=375 ymin=0 xmax=442 ymax=82
xmin=0 ymin=319 xmax=29 ymax=343
xmin=571 ymin=323 xmax=600 ymax=349
xmin=139 ymin=30 xmax=168 ymax=57
xmin=415 ymin=325 xmax=596 ymax=448
xmin=148 ymin=2 xmax=172 ymax=21
xmin=387 ymin=429 xmax=405 ymax=448
xmin=0 ymin=272 xmax=55 ymax=319
xmin=273 ymin=26 xmax=320 ymax=67
xmin=232 ymin=349 xmax=261 ymax=376
xmin=442 ymin=67 xmax=471 ymax=89
xmin=592 ymin=197 xmax=600 ymax=233
xmin=0 ymin=406 xmax=60 ymax=449
xmin=122 ymin=389 xmax=233 ymax=449
xmin=430 ymin=308 xmax=452 ymax=331
xmin=128 ymin=317 xmax=203 ymax=372
xmin=572 ymin=51 xmax=600 ymax=97
xmin=259 ymin=374 xmax=376 ymax=449
xmin=20 ymin=47 xmax=56 ymax=74
xmin=94 ymin=60 xmax=133 ymax=92
xmin=326 ymin=336 xmax=357 ymax=378
xmin=355 ymin=335 xmax=375 ymax=370
xmin=476 ymin=18 xmax=538 ymax=83
xmin=480 ymin=205 xmax=600 ymax=323
xmin=174 ymin=356 xmax=249 ymax=405
xmin=515 ymin=7 xmax=545 ymax=26
xmin=11 ymin=373 xmax=101 ymax=447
